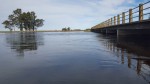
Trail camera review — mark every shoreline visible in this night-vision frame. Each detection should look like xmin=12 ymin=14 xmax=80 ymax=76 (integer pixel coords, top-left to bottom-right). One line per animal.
xmin=0 ymin=30 xmax=90 ymax=33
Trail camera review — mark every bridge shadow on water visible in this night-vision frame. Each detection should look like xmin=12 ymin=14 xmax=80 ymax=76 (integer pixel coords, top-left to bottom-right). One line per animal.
xmin=97 ymin=34 xmax=150 ymax=83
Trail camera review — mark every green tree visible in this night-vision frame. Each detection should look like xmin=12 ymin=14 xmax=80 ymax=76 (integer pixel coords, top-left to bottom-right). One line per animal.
xmin=2 ymin=20 xmax=13 ymax=31
xmin=13 ymin=9 xmax=23 ymax=31
xmin=35 ymin=19 xmax=44 ymax=30
xmin=62 ymin=28 xmax=67 ymax=31
xmin=62 ymin=27 xmax=71 ymax=31
xmin=2 ymin=8 xmax=44 ymax=31
xmin=67 ymin=27 xmax=71 ymax=31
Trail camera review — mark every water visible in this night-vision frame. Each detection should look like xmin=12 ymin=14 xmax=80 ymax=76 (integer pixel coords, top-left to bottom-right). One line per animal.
xmin=0 ymin=32 xmax=150 ymax=84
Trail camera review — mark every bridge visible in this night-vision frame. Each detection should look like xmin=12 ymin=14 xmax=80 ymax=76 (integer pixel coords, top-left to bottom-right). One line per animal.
xmin=91 ymin=1 xmax=150 ymax=36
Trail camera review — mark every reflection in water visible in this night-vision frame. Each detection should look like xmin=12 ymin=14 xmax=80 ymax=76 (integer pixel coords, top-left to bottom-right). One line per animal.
xmin=1 ymin=32 xmax=150 ymax=84
xmin=6 ymin=32 xmax=44 ymax=56
xmin=98 ymin=35 xmax=150 ymax=84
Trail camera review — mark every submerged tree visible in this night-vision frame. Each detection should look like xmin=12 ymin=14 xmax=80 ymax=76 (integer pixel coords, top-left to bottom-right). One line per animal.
xmin=2 ymin=20 xmax=13 ymax=31
xmin=2 ymin=9 xmax=44 ymax=31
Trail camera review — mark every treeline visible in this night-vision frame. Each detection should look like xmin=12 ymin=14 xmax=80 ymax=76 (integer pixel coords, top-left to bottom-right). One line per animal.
xmin=2 ymin=9 xmax=44 ymax=31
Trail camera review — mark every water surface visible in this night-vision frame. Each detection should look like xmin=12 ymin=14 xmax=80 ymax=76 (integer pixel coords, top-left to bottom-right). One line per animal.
xmin=0 ymin=32 xmax=150 ymax=84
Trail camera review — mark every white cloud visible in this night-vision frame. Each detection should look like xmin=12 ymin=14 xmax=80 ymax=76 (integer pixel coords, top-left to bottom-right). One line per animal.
xmin=0 ymin=0 xmax=142 ymax=30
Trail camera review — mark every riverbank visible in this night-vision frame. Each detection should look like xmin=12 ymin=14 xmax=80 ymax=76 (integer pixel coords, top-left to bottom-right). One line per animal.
xmin=0 ymin=30 xmax=89 ymax=33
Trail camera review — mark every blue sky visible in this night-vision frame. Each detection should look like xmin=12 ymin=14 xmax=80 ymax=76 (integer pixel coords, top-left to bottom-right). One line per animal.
xmin=0 ymin=0 xmax=148 ymax=30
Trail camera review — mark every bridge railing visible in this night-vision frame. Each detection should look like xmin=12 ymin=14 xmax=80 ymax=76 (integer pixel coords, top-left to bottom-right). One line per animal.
xmin=92 ymin=1 xmax=150 ymax=29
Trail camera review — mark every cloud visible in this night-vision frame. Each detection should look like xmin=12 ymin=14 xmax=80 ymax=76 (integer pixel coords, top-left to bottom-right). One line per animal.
xmin=0 ymin=0 xmax=145 ymax=30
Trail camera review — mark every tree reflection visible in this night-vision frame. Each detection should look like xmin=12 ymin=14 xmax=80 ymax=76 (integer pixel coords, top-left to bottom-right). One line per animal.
xmin=6 ymin=32 xmax=44 ymax=56
xmin=97 ymin=34 xmax=150 ymax=83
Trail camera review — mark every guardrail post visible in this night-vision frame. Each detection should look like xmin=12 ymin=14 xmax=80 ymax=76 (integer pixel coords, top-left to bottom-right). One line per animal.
xmin=114 ymin=16 xmax=116 ymax=25
xmin=139 ymin=4 xmax=143 ymax=21
xmin=111 ymin=18 xmax=113 ymax=26
xmin=105 ymin=21 xmax=107 ymax=27
xmin=97 ymin=24 xmax=100 ymax=28
xmin=107 ymin=20 xmax=109 ymax=26
xmin=129 ymin=9 xmax=133 ymax=23
xmin=108 ymin=20 xmax=109 ymax=26
xmin=117 ymin=14 xmax=120 ymax=25
xmin=108 ymin=19 xmax=111 ymax=26
xmin=103 ymin=22 xmax=105 ymax=27
xmin=106 ymin=21 xmax=108 ymax=27
xmin=104 ymin=21 xmax=106 ymax=27
xmin=99 ymin=24 xmax=101 ymax=28
xmin=122 ymin=12 xmax=125 ymax=24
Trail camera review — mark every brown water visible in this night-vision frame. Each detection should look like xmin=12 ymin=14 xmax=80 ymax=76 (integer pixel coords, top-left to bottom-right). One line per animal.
xmin=0 ymin=32 xmax=150 ymax=84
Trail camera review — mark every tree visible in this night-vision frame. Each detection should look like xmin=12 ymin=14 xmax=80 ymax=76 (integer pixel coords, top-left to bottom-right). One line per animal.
xmin=62 ymin=28 xmax=67 ymax=31
xmin=62 ymin=27 xmax=71 ymax=31
xmin=67 ymin=27 xmax=71 ymax=31
xmin=2 ymin=20 xmax=13 ymax=31
xmin=2 ymin=8 xmax=44 ymax=31
xmin=35 ymin=19 xmax=44 ymax=30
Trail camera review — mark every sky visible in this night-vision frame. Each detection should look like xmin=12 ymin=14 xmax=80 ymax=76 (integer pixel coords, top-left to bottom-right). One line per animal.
xmin=0 ymin=0 xmax=148 ymax=30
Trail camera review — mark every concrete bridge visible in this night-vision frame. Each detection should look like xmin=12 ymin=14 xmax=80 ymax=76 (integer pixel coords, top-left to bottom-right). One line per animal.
xmin=91 ymin=1 xmax=150 ymax=35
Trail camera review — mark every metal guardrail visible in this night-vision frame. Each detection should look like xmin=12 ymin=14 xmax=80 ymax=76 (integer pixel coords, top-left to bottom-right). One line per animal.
xmin=92 ymin=1 xmax=150 ymax=29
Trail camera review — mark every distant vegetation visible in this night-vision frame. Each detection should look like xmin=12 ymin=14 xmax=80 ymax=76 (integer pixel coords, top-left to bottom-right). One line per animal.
xmin=61 ymin=27 xmax=91 ymax=32
xmin=2 ymin=9 xmax=44 ymax=31
xmin=84 ymin=28 xmax=91 ymax=32
xmin=62 ymin=27 xmax=71 ymax=31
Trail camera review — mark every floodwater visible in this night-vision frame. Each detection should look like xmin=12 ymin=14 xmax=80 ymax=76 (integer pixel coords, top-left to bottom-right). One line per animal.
xmin=0 ymin=32 xmax=150 ymax=84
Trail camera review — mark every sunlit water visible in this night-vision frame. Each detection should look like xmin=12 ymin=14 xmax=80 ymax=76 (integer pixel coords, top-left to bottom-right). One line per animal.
xmin=0 ymin=32 xmax=150 ymax=84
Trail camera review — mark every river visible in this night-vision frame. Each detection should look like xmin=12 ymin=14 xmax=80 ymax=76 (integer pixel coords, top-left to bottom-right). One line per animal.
xmin=0 ymin=32 xmax=150 ymax=84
